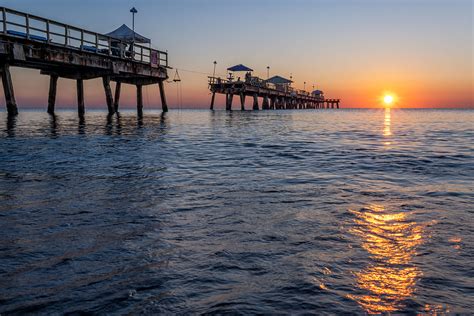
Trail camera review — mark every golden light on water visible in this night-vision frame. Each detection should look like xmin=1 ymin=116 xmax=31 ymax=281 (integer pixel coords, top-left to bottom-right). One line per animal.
xmin=347 ymin=205 xmax=425 ymax=313
xmin=384 ymin=107 xmax=391 ymax=137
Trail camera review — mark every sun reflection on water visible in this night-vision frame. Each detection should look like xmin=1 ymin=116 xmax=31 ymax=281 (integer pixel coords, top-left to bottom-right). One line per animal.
xmin=347 ymin=205 xmax=425 ymax=314
xmin=384 ymin=107 xmax=392 ymax=137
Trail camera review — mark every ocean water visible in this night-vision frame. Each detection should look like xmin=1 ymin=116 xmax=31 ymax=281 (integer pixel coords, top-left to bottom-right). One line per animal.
xmin=0 ymin=108 xmax=473 ymax=314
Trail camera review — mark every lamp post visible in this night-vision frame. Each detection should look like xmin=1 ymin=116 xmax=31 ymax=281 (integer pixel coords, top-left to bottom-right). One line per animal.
xmin=213 ymin=61 xmax=217 ymax=78
xmin=267 ymin=66 xmax=270 ymax=79
xmin=130 ymin=7 xmax=137 ymax=44
xmin=304 ymin=81 xmax=306 ymax=91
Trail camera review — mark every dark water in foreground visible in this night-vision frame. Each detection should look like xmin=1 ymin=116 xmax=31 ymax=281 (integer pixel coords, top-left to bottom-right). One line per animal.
xmin=0 ymin=109 xmax=473 ymax=314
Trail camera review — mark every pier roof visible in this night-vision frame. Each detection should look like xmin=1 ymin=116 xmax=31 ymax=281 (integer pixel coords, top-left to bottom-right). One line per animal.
xmin=105 ymin=24 xmax=151 ymax=43
xmin=227 ymin=64 xmax=253 ymax=72
xmin=266 ymin=75 xmax=293 ymax=84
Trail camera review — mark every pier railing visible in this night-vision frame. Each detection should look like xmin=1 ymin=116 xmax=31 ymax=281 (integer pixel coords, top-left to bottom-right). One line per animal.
xmin=0 ymin=6 xmax=168 ymax=68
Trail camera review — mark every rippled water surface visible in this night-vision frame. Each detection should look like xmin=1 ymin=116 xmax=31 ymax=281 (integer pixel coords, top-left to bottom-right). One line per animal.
xmin=0 ymin=109 xmax=473 ymax=314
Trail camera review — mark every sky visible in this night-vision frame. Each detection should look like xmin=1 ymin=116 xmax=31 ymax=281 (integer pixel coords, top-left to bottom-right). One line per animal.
xmin=1 ymin=0 xmax=473 ymax=109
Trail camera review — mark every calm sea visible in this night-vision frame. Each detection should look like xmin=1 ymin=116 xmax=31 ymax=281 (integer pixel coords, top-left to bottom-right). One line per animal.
xmin=0 ymin=109 xmax=473 ymax=314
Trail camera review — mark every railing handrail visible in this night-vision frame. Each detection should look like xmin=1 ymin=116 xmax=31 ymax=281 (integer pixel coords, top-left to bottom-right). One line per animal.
xmin=0 ymin=6 xmax=168 ymax=68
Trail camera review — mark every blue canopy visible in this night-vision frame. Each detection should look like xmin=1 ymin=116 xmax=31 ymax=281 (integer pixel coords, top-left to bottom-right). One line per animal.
xmin=266 ymin=75 xmax=293 ymax=84
xmin=105 ymin=24 xmax=151 ymax=44
xmin=227 ymin=64 xmax=253 ymax=72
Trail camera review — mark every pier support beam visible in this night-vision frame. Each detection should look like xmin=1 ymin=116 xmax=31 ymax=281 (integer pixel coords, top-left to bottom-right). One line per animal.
xmin=262 ymin=95 xmax=269 ymax=110
xmin=76 ymin=79 xmax=84 ymax=116
xmin=270 ymin=97 xmax=275 ymax=110
xmin=158 ymin=80 xmax=168 ymax=112
xmin=102 ymin=76 xmax=114 ymax=115
xmin=240 ymin=93 xmax=245 ymax=111
xmin=47 ymin=74 xmax=58 ymax=114
xmin=137 ymin=85 xmax=143 ymax=116
xmin=114 ymin=81 xmax=121 ymax=112
xmin=253 ymin=94 xmax=259 ymax=110
xmin=1 ymin=64 xmax=18 ymax=116
xmin=210 ymin=92 xmax=216 ymax=110
xmin=226 ymin=93 xmax=233 ymax=111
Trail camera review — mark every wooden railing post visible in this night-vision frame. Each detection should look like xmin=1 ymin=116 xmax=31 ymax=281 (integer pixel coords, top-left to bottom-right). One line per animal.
xmin=2 ymin=8 xmax=6 ymax=34
xmin=46 ymin=19 xmax=50 ymax=42
xmin=25 ymin=14 xmax=30 ymax=39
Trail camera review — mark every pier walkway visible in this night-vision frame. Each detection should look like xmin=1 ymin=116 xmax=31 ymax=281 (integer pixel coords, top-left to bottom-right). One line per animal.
xmin=0 ymin=7 xmax=169 ymax=116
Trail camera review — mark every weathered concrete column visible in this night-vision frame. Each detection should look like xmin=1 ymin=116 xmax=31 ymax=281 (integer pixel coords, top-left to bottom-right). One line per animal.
xmin=210 ymin=92 xmax=216 ymax=110
xmin=137 ymin=85 xmax=143 ymax=116
xmin=1 ymin=64 xmax=18 ymax=116
xmin=226 ymin=93 xmax=233 ymax=111
xmin=102 ymin=76 xmax=114 ymax=115
xmin=114 ymin=81 xmax=121 ymax=112
xmin=158 ymin=80 xmax=168 ymax=112
xmin=270 ymin=97 xmax=275 ymax=110
xmin=47 ymin=74 xmax=58 ymax=114
xmin=262 ymin=95 xmax=269 ymax=110
xmin=76 ymin=79 xmax=84 ymax=116
xmin=253 ymin=94 xmax=259 ymax=110
xmin=240 ymin=93 xmax=245 ymax=111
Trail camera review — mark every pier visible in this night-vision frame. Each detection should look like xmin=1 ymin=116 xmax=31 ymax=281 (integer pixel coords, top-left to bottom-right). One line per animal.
xmin=208 ymin=65 xmax=340 ymax=110
xmin=0 ymin=7 xmax=169 ymax=116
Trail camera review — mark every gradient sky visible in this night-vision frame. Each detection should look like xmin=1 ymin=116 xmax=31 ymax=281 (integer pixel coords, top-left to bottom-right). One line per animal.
xmin=1 ymin=0 xmax=473 ymax=109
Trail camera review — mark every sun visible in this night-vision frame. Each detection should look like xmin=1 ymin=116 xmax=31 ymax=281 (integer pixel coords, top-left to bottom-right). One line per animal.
xmin=384 ymin=94 xmax=394 ymax=105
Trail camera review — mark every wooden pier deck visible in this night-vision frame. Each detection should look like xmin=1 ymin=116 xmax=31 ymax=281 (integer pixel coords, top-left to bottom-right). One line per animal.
xmin=0 ymin=7 xmax=169 ymax=116
xmin=208 ymin=76 xmax=340 ymax=111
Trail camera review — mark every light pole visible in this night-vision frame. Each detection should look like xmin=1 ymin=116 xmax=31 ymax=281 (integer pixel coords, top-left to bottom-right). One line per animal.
xmin=213 ymin=61 xmax=217 ymax=77
xmin=304 ymin=81 xmax=306 ymax=91
xmin=267 ymin=66 xmax=270 ymax=79
xmin=130 ymin=7 xmax=137 ymax=44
